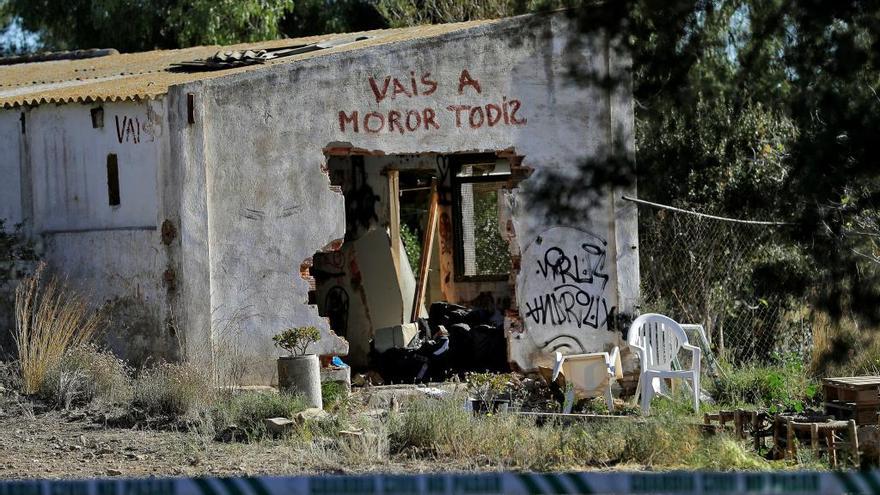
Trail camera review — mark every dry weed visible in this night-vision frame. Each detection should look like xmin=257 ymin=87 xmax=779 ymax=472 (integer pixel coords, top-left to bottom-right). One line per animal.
xmin=14 ymin=262 xmax=106 ymax=394
xmin=40 ymin=344 xmax=132 ymax=408
xmin=132 ymin=362 xmax=213 ymax=417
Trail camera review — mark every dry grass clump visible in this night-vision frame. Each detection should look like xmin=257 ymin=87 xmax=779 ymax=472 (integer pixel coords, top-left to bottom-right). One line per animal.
xmin=14 ymin=263 xmax=106 ymax=394
xmin=40 ymin=344 xmax=132 ymax=408
xmin=132 ymin=362 xmax=213 ymax=417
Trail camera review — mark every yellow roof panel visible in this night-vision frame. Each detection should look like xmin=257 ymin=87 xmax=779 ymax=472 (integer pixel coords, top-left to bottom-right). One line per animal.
xmin=0 ymin=20 xmax=498 ymax=109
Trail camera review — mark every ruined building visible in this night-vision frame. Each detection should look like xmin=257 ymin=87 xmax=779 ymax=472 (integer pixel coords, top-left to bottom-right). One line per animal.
xmin=0 ymin=13 xmax=638 ymax=384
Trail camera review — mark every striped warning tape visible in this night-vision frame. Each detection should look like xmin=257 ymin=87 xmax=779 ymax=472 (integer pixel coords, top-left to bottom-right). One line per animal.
xmin=1 ymin=470 xmax=879 ymax=495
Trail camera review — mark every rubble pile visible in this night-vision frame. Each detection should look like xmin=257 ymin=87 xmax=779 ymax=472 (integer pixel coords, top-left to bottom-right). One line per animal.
xmin=369 ymin=302 xmax=508 ymax=384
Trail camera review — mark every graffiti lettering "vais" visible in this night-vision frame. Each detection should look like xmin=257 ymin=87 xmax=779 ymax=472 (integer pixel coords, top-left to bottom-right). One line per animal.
xmin=115 ymin=115 xmax=156 ymax=144
xmin=338 ymin=70 xmax=526 ymax=134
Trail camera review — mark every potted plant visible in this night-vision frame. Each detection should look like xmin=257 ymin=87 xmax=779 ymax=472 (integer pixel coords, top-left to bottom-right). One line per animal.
xmin=274 ymin=326 xmax=322 ymax=409
xmin=467 ymin=372 xmax=510 ymax=415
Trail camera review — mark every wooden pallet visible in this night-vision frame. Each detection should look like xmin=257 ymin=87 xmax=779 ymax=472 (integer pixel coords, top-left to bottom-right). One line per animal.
xmin=825 ymin=401 xmax=880 ymax=425
xmin=781 ymin=418 xmax=860 ymax=468
xmin=824 ymin=376 xmax=880 ymax=425
xmin=823 ymin=377 xmax=880 ymax=404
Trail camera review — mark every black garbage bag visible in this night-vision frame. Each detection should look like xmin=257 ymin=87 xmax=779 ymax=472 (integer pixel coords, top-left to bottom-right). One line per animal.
xmin=428 ymin=302 xmax=471 ymax=331
xmin=470 ymin=324 xmax=508 ymax=372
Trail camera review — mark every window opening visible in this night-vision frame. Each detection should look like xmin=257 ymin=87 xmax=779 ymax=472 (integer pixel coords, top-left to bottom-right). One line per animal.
xmin=90 ymin=107 xmax=104 ymax=128
xmin=452 ymin=156 xmax=512 ymax=281
xmin=106 ymin=154 xmax=120 ymax=206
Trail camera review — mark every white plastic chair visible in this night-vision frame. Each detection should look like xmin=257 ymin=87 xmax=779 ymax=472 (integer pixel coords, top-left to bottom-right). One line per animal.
xmin=628 ymin=313 xmax=701 ymax=415
xmin=552 ymin=348 xmax=622 ymax=413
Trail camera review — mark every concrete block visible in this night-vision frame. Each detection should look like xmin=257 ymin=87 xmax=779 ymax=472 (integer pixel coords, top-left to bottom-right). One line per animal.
xmin=373 ymin=323 xmax=418 ymax=353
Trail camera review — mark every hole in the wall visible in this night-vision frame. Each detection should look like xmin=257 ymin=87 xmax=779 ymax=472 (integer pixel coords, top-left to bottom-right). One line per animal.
xmin=90 ymin=106 xmax=104 ymax=128
xmin=19 ymin=112 xmax=25 ymax=134
xmin=106 ymin=154 xmax=120 ymax=206
xmin=308 ymin=149 xmax=526 ymax=375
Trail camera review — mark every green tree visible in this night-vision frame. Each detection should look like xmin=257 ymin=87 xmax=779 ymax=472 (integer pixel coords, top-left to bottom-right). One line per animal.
xmin=547 ymin=1 xmax=880 ymax=331
xmin=279 ymin=0 xmax=387 ymax=37
xmin=3 ymin=0 xmax=295 ymax=52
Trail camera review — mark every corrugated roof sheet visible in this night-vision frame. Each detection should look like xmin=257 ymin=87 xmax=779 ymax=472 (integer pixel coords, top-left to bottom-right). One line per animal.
xmin=0 ymin=20 xmax=498 ymax=109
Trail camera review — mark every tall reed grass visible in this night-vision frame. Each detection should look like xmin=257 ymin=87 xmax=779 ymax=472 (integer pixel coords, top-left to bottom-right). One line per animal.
xmin=14 ymin=262 xmax=106 ymax=394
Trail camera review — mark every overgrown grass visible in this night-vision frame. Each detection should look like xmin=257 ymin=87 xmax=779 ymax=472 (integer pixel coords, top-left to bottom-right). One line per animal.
xmin=386 ymin=395 xmax=773 ymax=470
xmin=212 ymin=391 xmax=308 ymax=440
xmin=709 ymin=353 xmax=819 ymax=412
xmin=14 ymin=262 xmax=106 ymax=394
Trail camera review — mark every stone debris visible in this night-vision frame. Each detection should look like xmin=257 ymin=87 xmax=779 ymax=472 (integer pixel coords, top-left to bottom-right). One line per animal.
xmin=294 ymin=408 xmax=329 ymax=424
xmin=264 ymin=417 xmax=295 ymax=435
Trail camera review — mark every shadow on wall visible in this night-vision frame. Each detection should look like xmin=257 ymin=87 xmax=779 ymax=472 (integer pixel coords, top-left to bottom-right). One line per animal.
xmin=102 ymin=296 xmax=180 ymax=367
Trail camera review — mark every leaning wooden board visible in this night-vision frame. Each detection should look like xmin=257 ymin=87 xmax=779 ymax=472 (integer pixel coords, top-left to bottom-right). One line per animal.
xmin=823 ymin=376 xmax=880 ymax=425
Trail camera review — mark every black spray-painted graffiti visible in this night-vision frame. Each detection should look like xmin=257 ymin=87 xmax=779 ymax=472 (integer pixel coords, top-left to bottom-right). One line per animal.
xmin=524 ymin=232 xmax=615 ymax=331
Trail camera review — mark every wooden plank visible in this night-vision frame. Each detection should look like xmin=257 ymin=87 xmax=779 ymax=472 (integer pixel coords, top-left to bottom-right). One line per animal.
xmin=824 ymin=376 xmax=880 ymax=387
xmin=410 ymin=181 xmax=438 ymax=322
xmin=387 ymin=170 xmax=402 ymax=280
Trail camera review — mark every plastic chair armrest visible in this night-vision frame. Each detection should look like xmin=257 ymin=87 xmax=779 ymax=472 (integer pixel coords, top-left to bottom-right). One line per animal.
xmin=629 ymin=342 xmax=647 ymax=370
xmin=682 ymin=343 xmax=701 ymax=366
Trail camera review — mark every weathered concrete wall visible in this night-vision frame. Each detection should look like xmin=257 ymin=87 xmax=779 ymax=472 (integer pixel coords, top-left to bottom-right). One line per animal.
xmin=172 ymin=12 xmax=637 ymax=383
xmin=0 ymin=111 xmax=23 ymax=229
xmin=1 ymin=101 xmax=178 ymax=365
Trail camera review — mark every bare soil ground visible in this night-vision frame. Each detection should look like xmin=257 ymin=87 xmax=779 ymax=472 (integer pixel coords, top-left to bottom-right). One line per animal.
xmin=0 ymin=385 xmax=509 ymax=480
xmin=0 ymin=408 xmax=447 ymax=480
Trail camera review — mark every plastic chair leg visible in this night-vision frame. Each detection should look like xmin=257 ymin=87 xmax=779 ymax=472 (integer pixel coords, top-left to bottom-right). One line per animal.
xmin=605 ymin=383 xmax=614 ymax=412
xmin=641 ymin=383 xmax=652 ymax=415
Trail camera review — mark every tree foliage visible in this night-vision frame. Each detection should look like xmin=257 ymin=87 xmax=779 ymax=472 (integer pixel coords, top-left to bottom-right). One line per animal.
xmin=4 ymin=0 xmax=295 ymax=52
xmin=0 ymin=0 xmax=390 ymax=53
xmin=547 ymin=1 xmax=880 ymax=330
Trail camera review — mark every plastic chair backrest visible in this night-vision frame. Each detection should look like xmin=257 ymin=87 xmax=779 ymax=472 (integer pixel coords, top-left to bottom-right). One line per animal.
xmin=627 ymin=313 xmax=689 ymax=370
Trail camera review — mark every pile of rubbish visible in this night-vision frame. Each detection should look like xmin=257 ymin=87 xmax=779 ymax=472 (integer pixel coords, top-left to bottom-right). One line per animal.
xmin=369 ymin=302 xmax=508 ymax=384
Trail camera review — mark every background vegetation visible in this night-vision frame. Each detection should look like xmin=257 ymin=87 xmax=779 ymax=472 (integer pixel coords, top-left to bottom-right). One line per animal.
xmin=2 ymin=0 xmax=880 ymax=369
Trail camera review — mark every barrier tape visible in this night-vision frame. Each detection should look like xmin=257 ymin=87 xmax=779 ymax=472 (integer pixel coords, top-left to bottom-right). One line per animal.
xmin=1 ymin=470 xmax=879 ymax=495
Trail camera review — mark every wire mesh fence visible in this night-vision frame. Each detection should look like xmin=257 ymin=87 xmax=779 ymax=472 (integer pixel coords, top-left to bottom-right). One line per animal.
xmin=635 ymin=201 xmax=813 ymax=366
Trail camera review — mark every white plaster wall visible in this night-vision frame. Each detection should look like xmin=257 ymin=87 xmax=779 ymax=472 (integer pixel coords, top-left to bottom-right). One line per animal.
xmin=26 ymin=102 xmax=164 ymax=233
xmin=0 ymin=111 xmax=23 ymax=229
xmin=11 ymin=100 xmax=177 ymax=364
xmin=172 ymin=13 xmax=636 ymax=382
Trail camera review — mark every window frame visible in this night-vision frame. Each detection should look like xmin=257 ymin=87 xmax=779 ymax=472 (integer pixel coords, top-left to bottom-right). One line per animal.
xmin=450 ymin=154 xmax=512 ymax=283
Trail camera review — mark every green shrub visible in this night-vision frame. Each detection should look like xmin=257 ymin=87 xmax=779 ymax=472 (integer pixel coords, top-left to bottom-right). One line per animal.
xmin=322 ymin=381 xmax=355 ymax=413
xmin=132 ymin=362 xmax=212 ymax=417
xmin=40 ymin=344 xmax=131 ymax=408
xmin=212 ymin=391 xmax=307 ymax=440
xmin=273 ymin=326 xmax=320 ymax=356
xmin=710 ymin=353 xmax=819 ymax=412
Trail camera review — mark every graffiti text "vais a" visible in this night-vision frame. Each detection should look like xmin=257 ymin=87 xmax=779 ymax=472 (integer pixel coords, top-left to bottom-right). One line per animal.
xmin=337 ymin=70 xmax=526 ymax=134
